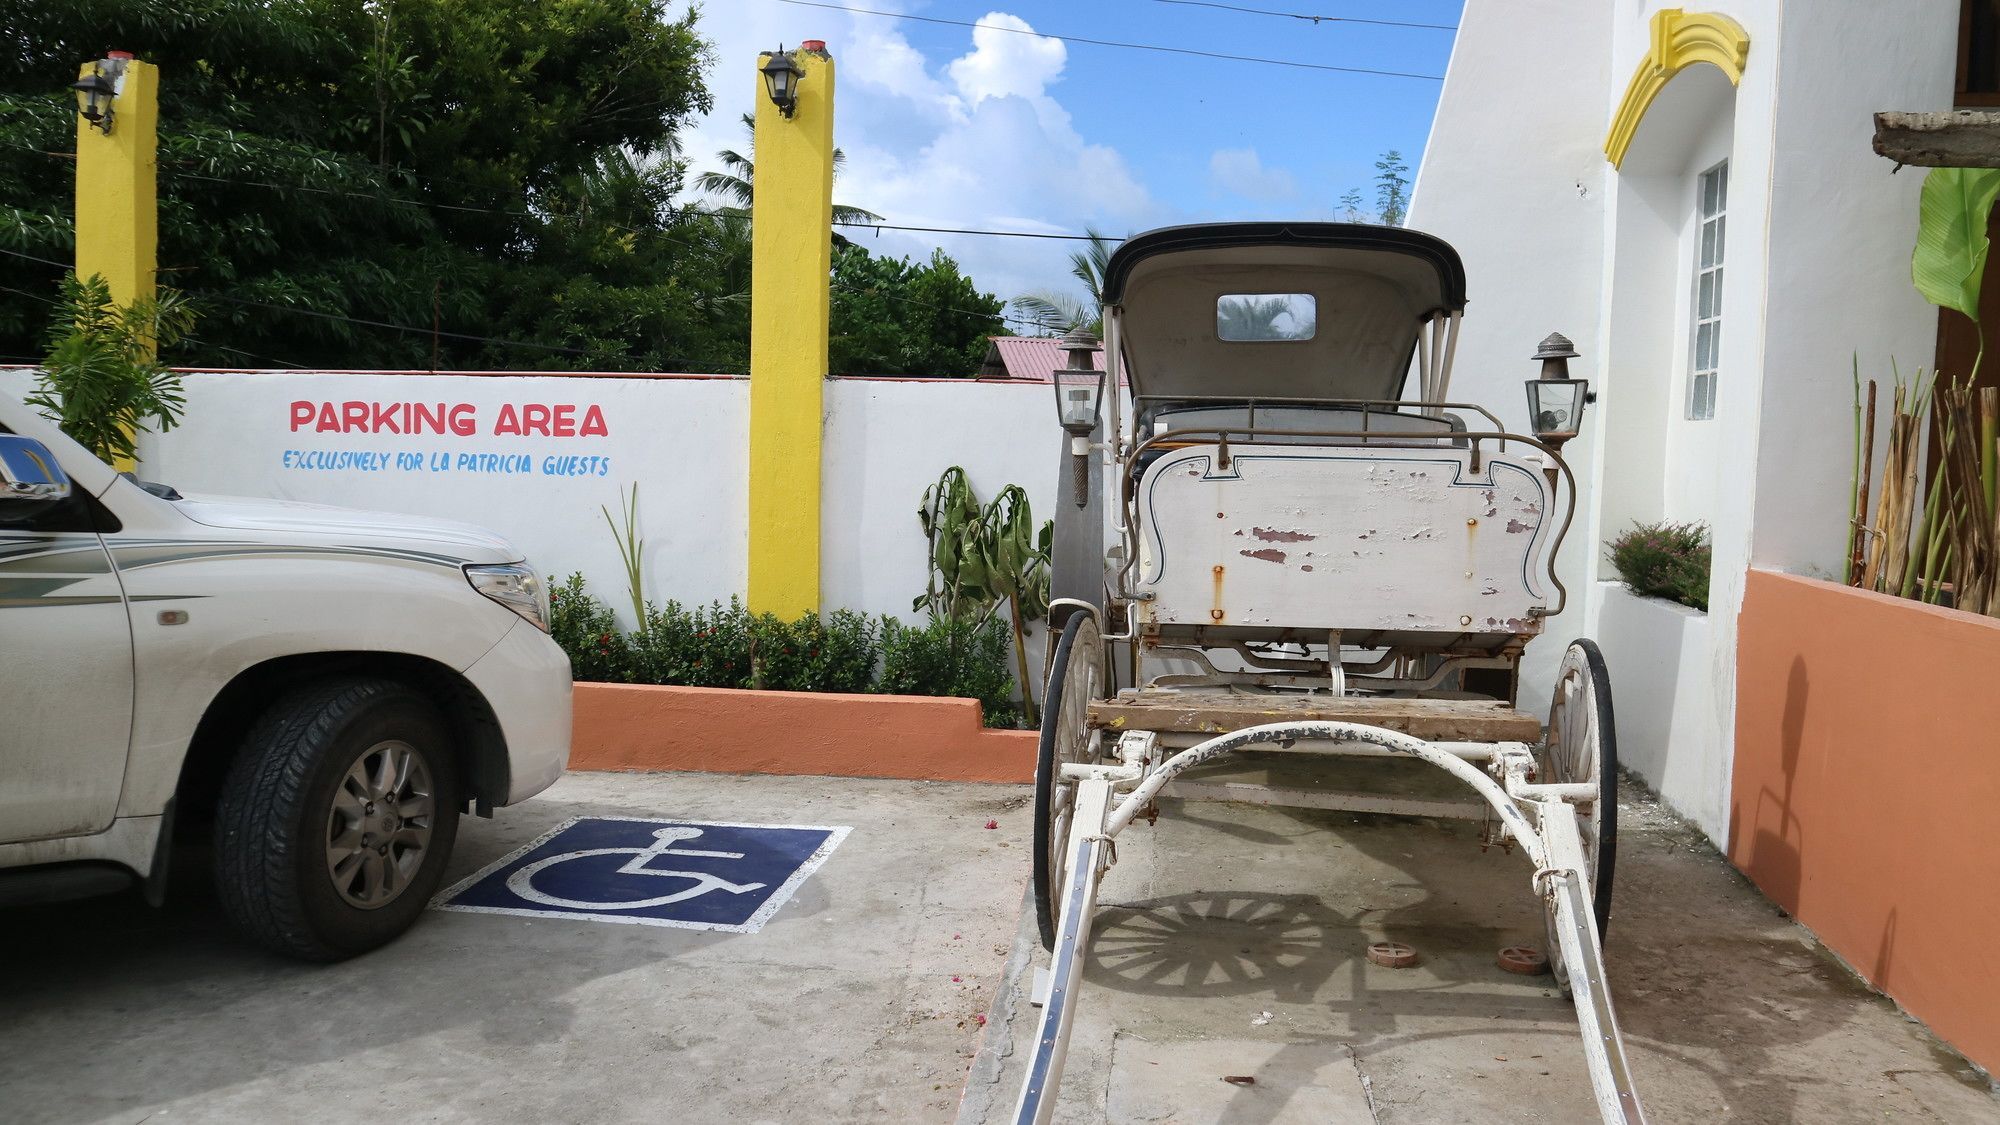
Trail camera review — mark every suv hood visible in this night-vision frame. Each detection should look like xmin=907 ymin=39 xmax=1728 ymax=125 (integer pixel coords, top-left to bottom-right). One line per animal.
xmin=174 ymin=494 xmax=522 ymax=564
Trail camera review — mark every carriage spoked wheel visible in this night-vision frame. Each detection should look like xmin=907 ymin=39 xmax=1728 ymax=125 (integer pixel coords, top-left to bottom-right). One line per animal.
xmin=1537 ymin=639 xmax=1619 ymax=994
xmin=1032 ymin=612 xmax=1112 ymax=951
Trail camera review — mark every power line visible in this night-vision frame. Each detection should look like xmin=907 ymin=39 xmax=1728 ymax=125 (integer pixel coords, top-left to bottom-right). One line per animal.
xmin=771 ymin=0 xmax=1444 ymax=80
xmin=194 ymin=292 xmax=589 ymax=355
xmin=0 ymin=246 xmax=73 ymax=271
xmin=0 ymin=282 xmax=60 ymax=306
xmin=0 ymin=248 xmax=739 ymax=370
xmin=11 ymin=143 xmax=1122 ymax=250
xmin=0 ymin=277 xmax=311 ymax=368
xmin=1146 ymin=0 xmax=1457 ymax=31
xmin=195 ymin=293 xmax=753 ymax=372
xmin=836 ymin=219 xmax=1120 ymax=243
xmin=2 ymin=173 xmax=1073 ymax=344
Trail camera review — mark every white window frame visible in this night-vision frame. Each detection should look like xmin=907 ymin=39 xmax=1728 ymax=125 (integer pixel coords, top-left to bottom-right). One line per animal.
xmin=1687 ymin=160 xmax=1727 ymax=421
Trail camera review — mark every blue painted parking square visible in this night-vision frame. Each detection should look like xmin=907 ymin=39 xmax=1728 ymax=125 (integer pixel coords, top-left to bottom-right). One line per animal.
xmin=432 ymin=816 xmax=850 ymax=932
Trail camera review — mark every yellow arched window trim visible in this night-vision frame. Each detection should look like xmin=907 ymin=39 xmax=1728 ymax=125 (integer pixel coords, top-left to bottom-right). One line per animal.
xmin=1604 ymin=9 xmax=1750 ymax=168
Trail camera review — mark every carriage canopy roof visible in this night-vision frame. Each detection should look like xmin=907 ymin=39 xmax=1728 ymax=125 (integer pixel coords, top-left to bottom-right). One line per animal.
xmin=1100 ymin=223 xmax=1468 ymax=404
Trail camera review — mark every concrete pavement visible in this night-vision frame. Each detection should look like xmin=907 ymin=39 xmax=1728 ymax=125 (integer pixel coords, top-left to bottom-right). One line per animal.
xmin=958 ymin=761 xmax=1998 ymax=1124
xmin=0 ymin=773 xmax=1031 ymax=1125
xmin=3 ymin=766 xmax=1993 ymax=1124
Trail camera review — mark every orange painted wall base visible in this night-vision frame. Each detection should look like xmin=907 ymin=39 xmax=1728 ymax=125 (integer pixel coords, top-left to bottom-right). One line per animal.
xmin=569 ymin=682 xmax=1037 ymax=784
xmin=1731 ymin=569 xmax=2000 ymax=1074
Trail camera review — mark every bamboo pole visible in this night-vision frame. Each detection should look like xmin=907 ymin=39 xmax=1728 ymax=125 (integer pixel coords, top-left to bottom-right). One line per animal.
xmin=1852 ymin=380 xmax=1877 ymax=587
xmin=1846 ymin=358 xmax=1863 ymax=585
xmin=1864 ymin=384 xmax=1905 ymax=592
xmin=1904 ymin=457 xmax=1949 ymax=599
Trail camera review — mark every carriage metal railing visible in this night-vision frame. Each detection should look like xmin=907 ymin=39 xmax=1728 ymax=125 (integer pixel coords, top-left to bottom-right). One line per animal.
xmin=1129 ymin=394 xmax=1509 ymax=435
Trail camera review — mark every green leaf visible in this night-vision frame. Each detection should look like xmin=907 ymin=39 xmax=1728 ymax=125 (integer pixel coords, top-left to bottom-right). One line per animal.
xmin=1914 ymin=167 xmax=2000 ymax=320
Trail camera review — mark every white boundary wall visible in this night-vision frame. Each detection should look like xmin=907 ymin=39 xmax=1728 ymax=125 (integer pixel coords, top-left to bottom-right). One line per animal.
xmin=0 ymin=368 xmax=1060 ymax=631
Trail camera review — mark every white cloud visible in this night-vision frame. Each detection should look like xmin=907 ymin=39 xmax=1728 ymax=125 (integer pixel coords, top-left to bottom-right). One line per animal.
xmin=945 ymin=13 xmax=1067 ymax=106
xmin=1208 ymin=147 xmax=1297 ymax=203
xmin=677 ymin=6 xmax=1163 ymax=312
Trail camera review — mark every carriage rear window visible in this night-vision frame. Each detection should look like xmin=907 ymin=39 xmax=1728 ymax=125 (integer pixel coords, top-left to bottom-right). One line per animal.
xmin=1216 ymin=293 xmax=1316 ymax=342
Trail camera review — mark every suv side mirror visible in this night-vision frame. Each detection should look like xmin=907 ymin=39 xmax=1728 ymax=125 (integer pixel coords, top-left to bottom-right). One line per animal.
xmin=0 ymin=433 xmax=74 ymax=524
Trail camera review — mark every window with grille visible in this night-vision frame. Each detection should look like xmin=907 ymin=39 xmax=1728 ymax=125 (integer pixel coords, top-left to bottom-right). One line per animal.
xmin=1688 ymin=160 xmax=1727 ymax=421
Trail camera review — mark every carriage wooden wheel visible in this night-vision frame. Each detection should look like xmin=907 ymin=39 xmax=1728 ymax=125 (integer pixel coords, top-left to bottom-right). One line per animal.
xmin=1031 ymin=612 xmax=1109 ymax=950
xmin=1539 ymin=638 xmax=1619 ymax=989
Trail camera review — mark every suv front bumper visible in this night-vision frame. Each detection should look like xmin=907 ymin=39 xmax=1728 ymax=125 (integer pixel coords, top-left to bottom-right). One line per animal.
xmin=464 ymin=618 xmax=573 ymax=805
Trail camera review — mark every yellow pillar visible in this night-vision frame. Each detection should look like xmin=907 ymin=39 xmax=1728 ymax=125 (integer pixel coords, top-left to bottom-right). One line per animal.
xmin=74 ymin=53 xmax=159 ymax=472
xmin=74 ymin=55 xmax=158 ymax=311
xmin=747 ymin=45 xmax=835 ymax=617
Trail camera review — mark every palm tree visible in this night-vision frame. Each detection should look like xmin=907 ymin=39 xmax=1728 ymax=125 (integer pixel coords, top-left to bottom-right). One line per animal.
xmin=1009 ymin=227 xmax=1117 ymax=336
xmin=693 ymin=113 xmax=883 ymax=227
xmin=1218 ymin=295 xmax=1313 ymax=341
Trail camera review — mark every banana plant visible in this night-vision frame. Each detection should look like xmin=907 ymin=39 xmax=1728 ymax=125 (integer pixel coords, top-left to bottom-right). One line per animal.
xmin=914 ymin=468 xmax=1054 ymax=723
xmin=916 ymin=466 xmax=997 ymax=624
xmin=984 ymin=485 xmax=1053 ymax=725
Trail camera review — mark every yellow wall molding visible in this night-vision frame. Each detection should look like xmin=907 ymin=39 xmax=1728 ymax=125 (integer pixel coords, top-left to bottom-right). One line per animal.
xmin=1604 ymin=9 xmax=1750 ymax=168
xmin=746 ymin=47 xmax=835 ymax=617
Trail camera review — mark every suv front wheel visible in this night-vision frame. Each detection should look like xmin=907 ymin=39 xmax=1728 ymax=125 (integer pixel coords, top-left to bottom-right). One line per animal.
xmin=214 ymin=678 xmax=462 ymax=960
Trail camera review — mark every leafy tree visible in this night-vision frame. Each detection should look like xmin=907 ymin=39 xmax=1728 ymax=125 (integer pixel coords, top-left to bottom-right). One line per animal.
xmin=1217 ymin=295 xmax=1311 ymax=341
xmin=0 ymin=0 xmax=732 ymax=371
xmin=829 ymin=244 xmax=1005 ymax=375
xmin=1009 ymin=227 xmax=1116 ymax=336
xmin=692 ymin=112 xmax=883 ymax=228
xmin=1 ymin=2 xmax=1009 ymax=377
xmin=1339 ymin=187 xmax=1365 ymax=223
xmin=1374 ymin=149 xmax=1411 ymax=227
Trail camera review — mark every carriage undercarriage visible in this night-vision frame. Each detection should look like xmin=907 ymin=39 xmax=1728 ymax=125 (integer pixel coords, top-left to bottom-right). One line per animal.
xmin=1014 ymin=222 xmax=1645 ymax=1123
xmin=1013 ymin=615 xmax=1643 ymax=1125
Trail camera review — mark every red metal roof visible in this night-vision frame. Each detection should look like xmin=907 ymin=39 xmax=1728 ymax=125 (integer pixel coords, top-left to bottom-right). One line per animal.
xmin=977 ymin=335 xmax=1105 ymax=382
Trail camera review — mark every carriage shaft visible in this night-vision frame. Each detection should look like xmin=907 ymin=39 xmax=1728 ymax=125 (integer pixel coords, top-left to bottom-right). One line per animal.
xmin=1538 ymin=800 xmax=1647 ymax=1123
xmin=1012 ymin=778 xmax=1116 ymax=1125
xmin=1015 ymin=723 xmax=1644 ymax=1125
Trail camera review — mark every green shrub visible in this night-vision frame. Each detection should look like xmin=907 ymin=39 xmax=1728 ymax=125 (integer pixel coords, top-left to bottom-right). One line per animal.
xmin=549 ymin=572 xmax=633 ymax=683
xmin=551 ymin=577 xmax=888 ymax=698
xmin=879 ymin=615 xmax=1019 ymax=727
xmin=752 ymin=609 xmax=880 ymax=693
xmin=629 ymin=598 xmax=757 ymax=688
xmin=1606 ymin=521 xmax=1711 ymax=611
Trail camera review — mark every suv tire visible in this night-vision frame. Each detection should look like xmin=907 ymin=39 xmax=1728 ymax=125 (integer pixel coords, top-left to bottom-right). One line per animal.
xmin=214 ymin=678 xmax=461 ymax=960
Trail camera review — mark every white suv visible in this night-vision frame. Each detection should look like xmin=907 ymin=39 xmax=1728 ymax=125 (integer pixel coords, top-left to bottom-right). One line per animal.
xmin=0 ymin=390 xmax=571 ymax=960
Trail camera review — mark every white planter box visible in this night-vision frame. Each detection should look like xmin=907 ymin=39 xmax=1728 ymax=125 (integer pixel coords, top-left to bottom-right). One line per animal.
xmin=1593 ymin=581 xmax=1729 ymax=845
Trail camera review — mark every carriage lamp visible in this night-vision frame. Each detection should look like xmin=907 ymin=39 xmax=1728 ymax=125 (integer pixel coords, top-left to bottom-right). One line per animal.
xmin=1053 ymin=330 xmax=1105 ymax=507
xmin=1525 ymin=332 xmax=1593 ymax=449
xmin=70 ymin=54 xmax=127 ymax=135
xmin=760 ymin=48 xmax=805 ymax=117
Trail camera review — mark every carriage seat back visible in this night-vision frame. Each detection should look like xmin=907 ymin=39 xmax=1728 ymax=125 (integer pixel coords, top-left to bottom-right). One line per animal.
xmin=1132 ymin=441 xmax=1553 ymax=638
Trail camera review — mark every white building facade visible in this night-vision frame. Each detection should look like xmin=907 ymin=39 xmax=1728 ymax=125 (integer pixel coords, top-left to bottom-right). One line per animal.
xmin=1410 ymin=2 xmax=1957 ymax=842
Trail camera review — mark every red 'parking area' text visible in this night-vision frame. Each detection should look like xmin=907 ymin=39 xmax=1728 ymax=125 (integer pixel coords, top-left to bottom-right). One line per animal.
xmin=289 ymin=401 xmax=610 ymax=437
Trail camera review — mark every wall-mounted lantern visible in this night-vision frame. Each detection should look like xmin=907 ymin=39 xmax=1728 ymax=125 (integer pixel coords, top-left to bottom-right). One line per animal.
xmin=1525 ymin=331 xmax=1593 ymax=450
xmin=70 ymin=53 xmax=129 ymax=135
xmin=760 ymin=48 xmax=804 ymax=118
xmin=1053 ymin=330 xmax=1104 ymax=507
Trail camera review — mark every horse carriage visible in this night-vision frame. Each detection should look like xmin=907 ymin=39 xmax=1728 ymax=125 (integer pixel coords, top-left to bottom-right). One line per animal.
xmin=1015 ymin=223 xmax=1644 ymax=1123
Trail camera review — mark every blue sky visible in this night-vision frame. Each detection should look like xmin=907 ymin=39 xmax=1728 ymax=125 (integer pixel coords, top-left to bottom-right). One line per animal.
xmin=681 ymin=1 xmax=1463 ymax=314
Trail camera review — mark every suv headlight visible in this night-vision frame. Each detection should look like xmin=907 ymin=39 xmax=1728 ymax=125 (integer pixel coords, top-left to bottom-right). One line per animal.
xmin=465 ymin=562 xmax=550 ymax=632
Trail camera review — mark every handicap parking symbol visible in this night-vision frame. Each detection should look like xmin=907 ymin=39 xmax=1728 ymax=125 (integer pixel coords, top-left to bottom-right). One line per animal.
xmin=432 ymin=817 xmax=850 ymax=933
